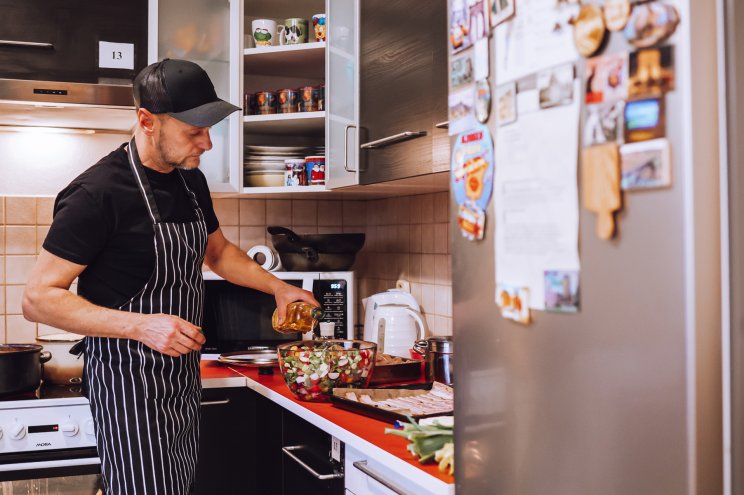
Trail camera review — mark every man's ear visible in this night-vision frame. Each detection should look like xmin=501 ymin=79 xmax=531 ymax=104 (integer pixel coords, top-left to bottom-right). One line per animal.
xmin=136 ymin=108 xmax=157 ymax=136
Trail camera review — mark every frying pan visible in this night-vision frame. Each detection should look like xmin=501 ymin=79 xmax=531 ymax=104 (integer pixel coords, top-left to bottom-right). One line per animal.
xmin=267 ymin=226 xmax=365 ymax=271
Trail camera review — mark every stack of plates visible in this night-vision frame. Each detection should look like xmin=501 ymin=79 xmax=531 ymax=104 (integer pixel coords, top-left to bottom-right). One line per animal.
xmin=244 ymin=145 xmax=309 ymax=172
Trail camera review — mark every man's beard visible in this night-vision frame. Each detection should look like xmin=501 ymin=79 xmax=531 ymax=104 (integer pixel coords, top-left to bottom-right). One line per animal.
xmin=156 ymin=128 xmax=200 ymax=170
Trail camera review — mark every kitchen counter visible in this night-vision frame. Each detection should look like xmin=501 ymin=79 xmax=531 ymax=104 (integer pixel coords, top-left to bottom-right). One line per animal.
xmin=200 ymin=361 xmax=455 ymax=495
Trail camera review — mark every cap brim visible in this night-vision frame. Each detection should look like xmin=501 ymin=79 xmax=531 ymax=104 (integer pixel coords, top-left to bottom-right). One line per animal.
xmin=168 ymin=99 xmax=241 ymax=127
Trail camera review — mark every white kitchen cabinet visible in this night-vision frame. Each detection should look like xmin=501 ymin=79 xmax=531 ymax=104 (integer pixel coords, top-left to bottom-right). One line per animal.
xmin=345 ymin=444 xmax=438 ymax=495
xmin=150 ymin=0 xmax=243 ymax=193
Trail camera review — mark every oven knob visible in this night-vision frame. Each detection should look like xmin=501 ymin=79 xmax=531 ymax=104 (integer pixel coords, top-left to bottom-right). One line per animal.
xmin=8 ymin=423 xmax=26 ymax=440
xmin=60 ymin=422 xmax=79 ymax=437
xmin=84 ymin=419 xmax=95 ymax=436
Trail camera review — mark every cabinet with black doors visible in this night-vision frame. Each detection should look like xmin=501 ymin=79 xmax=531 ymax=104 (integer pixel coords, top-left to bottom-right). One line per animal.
xmin=196 ymin=386 xmax=344 ymax=495
xmin=195 ymin=387 xmax=256 ymax=494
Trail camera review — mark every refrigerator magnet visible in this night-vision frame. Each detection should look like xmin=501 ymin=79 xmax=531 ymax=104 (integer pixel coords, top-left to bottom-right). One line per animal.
xmin=490 ymin=0 xmax=515 ymax=28
xmin=583 ymin=100 xmax=625 ymax=147
xmin=475 ymin=79 xmax=492 ymax=123
xmin=450 ymin=0 xmax=472 ymax=53
xmin=623 ymin=2 xmax=679 ymax=49
xmin=449 ymin=87 xmax=478 ymax=135
xmin=572 ymin=4 xmax=608 ymax=58
xmin=451 ymin=123 xmax=495 ymax=240
xmin=581 ymin=143 xmax=622 ymax=240
xmin=451 ymin=52 xmax=475 ymax=91
xmin=624 ymin=97 xmax=666 ymax=143
xmin=602 ymin=0 xmax=631 ymax=32
xmin=544 ymin=270 xmax=580 ymax=313
xmin=620 ymin=138 xmax=672 ymax=191
xmin=585 ymin=53 xmax=629 ymax=105
xmin=628 ymin=45 xmax=675 ymax=98
xmin=496 ymin=283 xmax=531 ymax=324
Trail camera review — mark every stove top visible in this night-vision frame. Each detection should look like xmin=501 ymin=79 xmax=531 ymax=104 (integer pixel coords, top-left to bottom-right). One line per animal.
xmin=0 ymin=383 xmax=88 ymax=409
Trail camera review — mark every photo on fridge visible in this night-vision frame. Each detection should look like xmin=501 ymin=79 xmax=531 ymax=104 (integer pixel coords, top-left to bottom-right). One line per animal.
xmin=619 ymin=138 xmax=671 ymax=190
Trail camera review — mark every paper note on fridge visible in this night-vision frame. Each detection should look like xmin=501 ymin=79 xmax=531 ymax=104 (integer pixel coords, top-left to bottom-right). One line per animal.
xmin=493 ymin=78 xmax=581 ymax=311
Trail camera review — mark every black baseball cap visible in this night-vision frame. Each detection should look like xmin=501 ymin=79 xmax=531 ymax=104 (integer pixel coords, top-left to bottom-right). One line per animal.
xmin=133 ymin=59 xmax=241 ymax=127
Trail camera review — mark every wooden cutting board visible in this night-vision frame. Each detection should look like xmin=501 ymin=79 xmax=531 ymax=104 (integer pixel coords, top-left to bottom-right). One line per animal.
xmin=582 ymin=143 xmax=621 ymax=240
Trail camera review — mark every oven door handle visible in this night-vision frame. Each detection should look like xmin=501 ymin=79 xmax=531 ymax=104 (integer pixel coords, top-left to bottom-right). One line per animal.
xmin=0 ymin=456 xmax=100 ymax=472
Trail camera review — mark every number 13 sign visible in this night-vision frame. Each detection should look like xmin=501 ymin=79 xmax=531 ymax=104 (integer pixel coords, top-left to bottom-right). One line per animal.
xmin=98 ymin=41 xmax=134 ymax=70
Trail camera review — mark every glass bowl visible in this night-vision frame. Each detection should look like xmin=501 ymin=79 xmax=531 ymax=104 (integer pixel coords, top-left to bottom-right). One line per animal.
xmin=277 ymin=340 xmax=377 ymax=402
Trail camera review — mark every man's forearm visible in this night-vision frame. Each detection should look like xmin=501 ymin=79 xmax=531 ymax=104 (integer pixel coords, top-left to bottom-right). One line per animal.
xmin=23 ymin=286 xmax=145 ymax=339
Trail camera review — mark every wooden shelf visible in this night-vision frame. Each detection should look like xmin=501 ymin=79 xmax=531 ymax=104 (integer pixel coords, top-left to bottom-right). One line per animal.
xmin=244 ymin=42 xmax=325 ymax=78
xmin=243 ymin=111 xmax=325 ymax=135
xmin=240 ymin=185 xmax=328 ymax=196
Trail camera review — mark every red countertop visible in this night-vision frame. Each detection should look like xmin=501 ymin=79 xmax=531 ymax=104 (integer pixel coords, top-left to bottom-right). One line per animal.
xmin=200 ymin=361 xmax=454 ymax=486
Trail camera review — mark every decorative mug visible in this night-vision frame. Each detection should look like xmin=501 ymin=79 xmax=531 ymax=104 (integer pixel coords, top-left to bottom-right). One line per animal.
xmin=277 ymin=88 xmax=299 ymax=113
xmin=255 ymin=91 xmax=277 ymax=114
xmin=312 ymin=14 xmax=326 ymax=42
xmin=252 ymin=19 xmax=276 ymax=46
xmin=297 ymin=85 xmax=318 ymax=112
xmin=278 ymin=18 xmax=308 ymax=45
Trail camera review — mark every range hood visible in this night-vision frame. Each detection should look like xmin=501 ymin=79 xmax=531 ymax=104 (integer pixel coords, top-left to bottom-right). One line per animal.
xmin=0 ymin=78 xmax=136 ymax=132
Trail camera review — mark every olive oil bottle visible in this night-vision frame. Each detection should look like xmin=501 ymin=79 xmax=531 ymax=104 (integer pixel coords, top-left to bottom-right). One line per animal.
xmin=272 ymin=302 xmax=325 ymax=334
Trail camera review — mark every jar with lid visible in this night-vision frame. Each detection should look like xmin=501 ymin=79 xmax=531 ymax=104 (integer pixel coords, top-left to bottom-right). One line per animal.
xmin=272 ymin=302 xmax=324 ymax=334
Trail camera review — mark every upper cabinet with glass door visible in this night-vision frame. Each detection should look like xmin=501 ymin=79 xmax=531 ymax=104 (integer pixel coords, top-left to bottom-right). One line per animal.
xmin=152 ymin=0 xmax=243 ymax=193
xmin=242 ymin=0 xmax=328 ymax=193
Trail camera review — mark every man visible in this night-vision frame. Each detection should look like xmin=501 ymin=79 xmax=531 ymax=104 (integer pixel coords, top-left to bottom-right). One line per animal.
xmin=22 ymin=59 xmax=317 ymax=494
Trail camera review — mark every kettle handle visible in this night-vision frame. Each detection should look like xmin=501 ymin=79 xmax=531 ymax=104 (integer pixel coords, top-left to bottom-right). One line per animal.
xmin=405 ymin=308 xmax=427 ymax=343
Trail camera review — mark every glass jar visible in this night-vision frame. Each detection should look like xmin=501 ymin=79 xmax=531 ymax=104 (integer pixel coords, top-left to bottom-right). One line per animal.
xmin=272 ymin=302 xmax=324 ymax=334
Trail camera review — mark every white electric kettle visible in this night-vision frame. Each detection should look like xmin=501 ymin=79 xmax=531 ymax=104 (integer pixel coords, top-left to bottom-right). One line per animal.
xmin=363 ymin=289 xmax=426 ymax=358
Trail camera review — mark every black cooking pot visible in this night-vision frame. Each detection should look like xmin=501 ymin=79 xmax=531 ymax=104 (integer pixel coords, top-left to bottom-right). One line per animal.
xmin=267 ymin=226 xmax=365 ymax=271
xmin=0 ymin=344 xmax=52 ymax=396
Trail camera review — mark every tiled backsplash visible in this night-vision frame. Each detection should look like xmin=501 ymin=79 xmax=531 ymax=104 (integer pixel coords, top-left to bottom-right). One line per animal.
xmin=0 ymin=193 xmax=451 ymax=343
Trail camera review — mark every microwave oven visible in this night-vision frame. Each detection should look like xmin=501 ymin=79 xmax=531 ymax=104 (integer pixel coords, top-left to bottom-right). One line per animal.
xmin=200 ymin=271 xmax=355 ymax=356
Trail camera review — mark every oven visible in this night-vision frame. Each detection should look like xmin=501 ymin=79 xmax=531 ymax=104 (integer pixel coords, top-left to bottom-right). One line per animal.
xmin=201 ymin=271 xmax=355 ymax=356
xmin=0 ymin=387 xmax=102 ymax=494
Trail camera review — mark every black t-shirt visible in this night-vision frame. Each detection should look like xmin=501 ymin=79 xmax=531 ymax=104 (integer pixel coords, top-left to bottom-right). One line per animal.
xmin=43 ymin=143 xmax=220 ymax=309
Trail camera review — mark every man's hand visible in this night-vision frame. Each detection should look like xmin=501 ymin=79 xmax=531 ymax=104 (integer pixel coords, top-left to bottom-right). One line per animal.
xmin=134 ymin=313 xmax=206 ymax=357
xmin=274 ymin=283 xmax=320 ymax=325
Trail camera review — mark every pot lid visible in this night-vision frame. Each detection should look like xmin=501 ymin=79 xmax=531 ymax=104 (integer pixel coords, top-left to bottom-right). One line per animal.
xmin=37 ymin=332 xmax=84 ymax=342
xmin=0 ymin=344 xmax=43 ymax=354
xmin=218 ymin=347 xmax=278 ymax=367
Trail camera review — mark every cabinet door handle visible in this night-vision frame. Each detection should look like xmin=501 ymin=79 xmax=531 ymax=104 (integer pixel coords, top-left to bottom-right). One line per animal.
xmin=0 ymin=40 xmax=54 ymax=49
xmin=360 ymin=131 xmax=427 ymax=150
xmin=200 ymin=399 xmax=231 ymax=407
xmin=352 ymin=460 xmax=413 ymax=495
xmin=282 ymin=445 xmax=344 ymax=480
xmin=344 ymin=124 xmax=357 ymax=172
xmin=435 ymin=121 xmax=449 ymax=129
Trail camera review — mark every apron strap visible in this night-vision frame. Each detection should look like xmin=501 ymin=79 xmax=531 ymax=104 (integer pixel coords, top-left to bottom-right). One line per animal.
xmin=127 ymin=138 xmax=162 ymax=224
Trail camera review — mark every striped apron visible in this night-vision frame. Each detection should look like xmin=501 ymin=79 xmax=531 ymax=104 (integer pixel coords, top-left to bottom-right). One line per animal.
xmin=84 ymin=138 xmax=207 ymax=494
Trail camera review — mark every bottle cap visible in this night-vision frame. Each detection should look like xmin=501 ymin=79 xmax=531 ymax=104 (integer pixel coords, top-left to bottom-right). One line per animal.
xmin=319 ymin=322 xmax=335 ymax=338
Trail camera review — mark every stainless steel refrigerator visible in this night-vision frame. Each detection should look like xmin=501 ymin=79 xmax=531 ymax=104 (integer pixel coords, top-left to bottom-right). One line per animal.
xmin=452 ymin=1 xmax=725 ymax=493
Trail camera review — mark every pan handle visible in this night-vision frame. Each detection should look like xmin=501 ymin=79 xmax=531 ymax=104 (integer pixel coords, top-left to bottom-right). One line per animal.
xmin=39 ymin=351 xmax=52 ymax=364
xmin=301 ymin=246 xmax=319 ymax=262
xmin=267 ymin=226 xmax=302 ymax=244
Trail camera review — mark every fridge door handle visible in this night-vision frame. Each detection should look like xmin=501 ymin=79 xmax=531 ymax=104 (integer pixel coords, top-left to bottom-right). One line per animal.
xmin=199 ymin=399 xmax=231 ymax=407
xmin=0 ymin=40 xmax=54 ymax=49
xmin=360 ymin=131 xmax=427 ymax=150
xmin=352 ymin=460 xmax=413 ymax=495
xmin=282 ymin=445 xmax=344 ymax=480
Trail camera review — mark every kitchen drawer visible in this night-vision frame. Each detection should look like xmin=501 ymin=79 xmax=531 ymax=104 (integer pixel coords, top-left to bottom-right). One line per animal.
xmin=345 ymin=445 xmax=433 ymax=495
